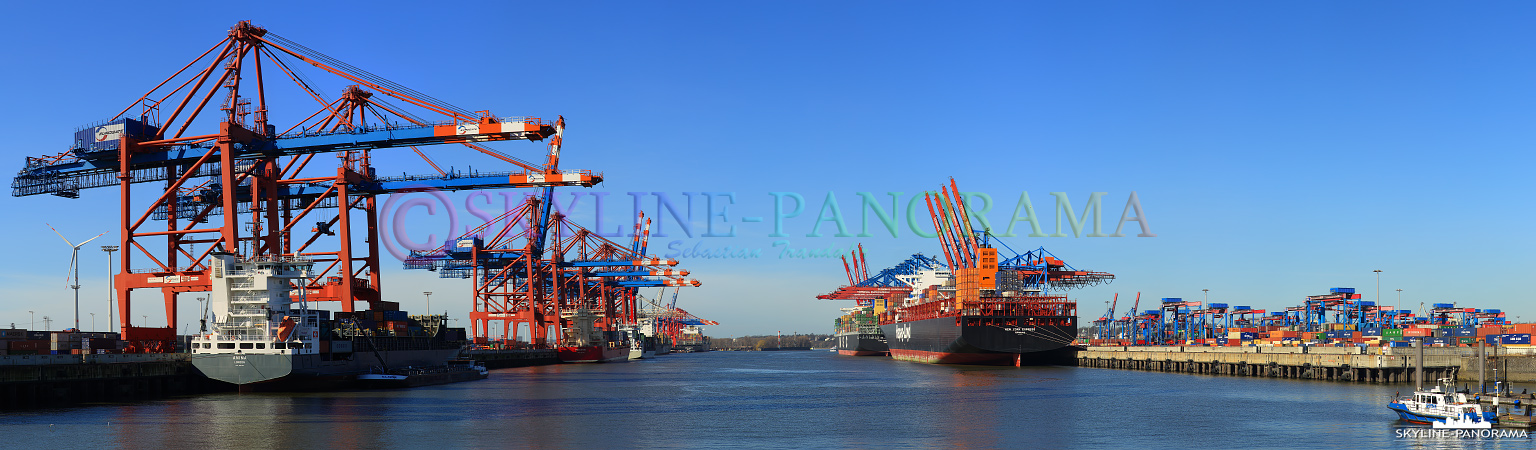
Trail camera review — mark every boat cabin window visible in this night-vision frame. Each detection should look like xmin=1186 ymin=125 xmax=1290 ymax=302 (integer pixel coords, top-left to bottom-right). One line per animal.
xmin=255 ymin=343 xmax=265 ymax=349
xmin=217 ymin=343 xmax=235 ymax=349
xmin=273 ymin=343 xmax=286 ymax=349
xmin=239 ymin=343 xmax=253 ymax=349
xmin=202 ymin=343 xmax=211 ymax=349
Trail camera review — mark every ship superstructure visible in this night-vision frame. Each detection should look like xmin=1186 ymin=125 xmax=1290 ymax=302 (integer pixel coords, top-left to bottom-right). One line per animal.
xmin=191 ymin=253 xmax=323 ymax=384
xmin=191 ymin=252 xmax=467 ymax=387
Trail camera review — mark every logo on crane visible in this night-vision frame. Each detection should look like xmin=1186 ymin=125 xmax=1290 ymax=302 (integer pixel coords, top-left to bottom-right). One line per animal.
xmin=95 ymin=124 xmax=126 ymax=143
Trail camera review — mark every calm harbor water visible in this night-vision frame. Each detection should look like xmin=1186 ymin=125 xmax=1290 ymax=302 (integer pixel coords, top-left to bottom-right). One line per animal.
xmin=3 ymin=351 xmax=1531 ymax=449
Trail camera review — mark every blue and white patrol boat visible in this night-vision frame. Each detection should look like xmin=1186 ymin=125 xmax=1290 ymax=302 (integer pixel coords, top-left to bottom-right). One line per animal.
xmin=1388 ymin=378 xmax=1496 ymax=427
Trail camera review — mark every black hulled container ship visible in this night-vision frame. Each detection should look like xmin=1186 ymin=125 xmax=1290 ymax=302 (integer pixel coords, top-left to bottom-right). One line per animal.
xmin=864 ymin=181 xmax=1112 ymax=365
xmin=878 ymin=248 xmax=1089 ymax=365
xmin=834 ymin=307 xmax=889 ymax=356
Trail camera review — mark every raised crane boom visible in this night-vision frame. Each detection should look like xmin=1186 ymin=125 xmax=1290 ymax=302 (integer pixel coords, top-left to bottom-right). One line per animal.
xmin=9 ymin=21 xmax=600 ymax=350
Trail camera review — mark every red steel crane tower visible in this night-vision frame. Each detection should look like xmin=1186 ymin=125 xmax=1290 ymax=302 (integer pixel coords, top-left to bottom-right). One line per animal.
xmin=12 ymin=21 xmax=598 ymax=351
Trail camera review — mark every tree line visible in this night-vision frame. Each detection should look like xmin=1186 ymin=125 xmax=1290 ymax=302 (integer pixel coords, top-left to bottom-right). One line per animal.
xmin=711 ymin=333 xmax=834 ymax=350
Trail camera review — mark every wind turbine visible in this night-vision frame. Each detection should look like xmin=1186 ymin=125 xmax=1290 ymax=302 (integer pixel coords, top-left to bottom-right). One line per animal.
xmin=48 ymin=224 xmax=105 ymax=332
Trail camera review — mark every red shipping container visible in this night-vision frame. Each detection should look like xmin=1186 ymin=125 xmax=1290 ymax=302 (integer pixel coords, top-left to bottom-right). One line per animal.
xmin=1403 ymin=328 xmax=1432 ymax=337
xmin=10 ymin=340 xmax=44 ymax=351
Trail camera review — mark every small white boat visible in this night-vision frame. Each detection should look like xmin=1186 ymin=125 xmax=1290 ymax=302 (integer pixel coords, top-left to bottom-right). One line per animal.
xmin=1388 ymin=378 xmax=1497 ymax=427
xmin=355 ymin=361 xmax=489 ymax=389
xmin=356 ymin=373 xmax=409 ymax=382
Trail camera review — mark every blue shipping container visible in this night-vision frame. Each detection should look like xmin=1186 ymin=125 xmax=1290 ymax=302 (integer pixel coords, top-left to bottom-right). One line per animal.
xmin=1505 ymin=334 xmax=1532 ymax=345
xmin=1330 ymin=287 xmax=1355 ymax=294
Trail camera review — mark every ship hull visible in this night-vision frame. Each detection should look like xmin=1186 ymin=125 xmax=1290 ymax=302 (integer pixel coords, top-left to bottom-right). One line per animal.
xmin=880 ymin=316 xmax=1078 ymax=365
xmin=629 ymin=347 xmax=657 ymax=360
xmin=190 ymin=348 xmax=462 ymax=390
xmin=557 ymin=345 xmax=631 ymax=363
xmin=835 ymin=331 xmax=889 ymax=356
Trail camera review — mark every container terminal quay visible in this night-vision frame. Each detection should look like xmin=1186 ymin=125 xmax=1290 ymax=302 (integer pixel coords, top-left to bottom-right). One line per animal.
xmin=5 ymin=20 xmax=1536 ymax=436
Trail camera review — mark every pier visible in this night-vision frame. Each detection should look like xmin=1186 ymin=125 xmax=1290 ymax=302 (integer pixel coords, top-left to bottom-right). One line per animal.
xmin=0 ymin=354 xmax=231 ymax=409
xmin=463 ymin=348 xmax=561 ymax=369
xmin=1078 ymin=345 xmax=1463 ymax=382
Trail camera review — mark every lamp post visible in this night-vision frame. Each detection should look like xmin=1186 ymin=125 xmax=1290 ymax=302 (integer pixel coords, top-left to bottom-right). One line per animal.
xmin=103 ymin=245 xmax=117 ymax=332
xmin=423 ymin=292 xmax=433 ymax=316
xmin=142 ymin=315 xmax=148 ymax=328
xmin=28 ymin=310 xmax=34 ymax=330
xmin=90 ymin=313 xmax=95 ymax=332
xmin=1202 ymin=289 xmax=1209 ymax=303
xmin=1372 ymin=270 xmax=1383 ymax=308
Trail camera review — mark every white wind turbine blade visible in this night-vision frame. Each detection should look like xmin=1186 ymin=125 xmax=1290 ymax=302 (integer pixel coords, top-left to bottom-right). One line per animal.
xmin=47 ymin=223 xmax=75 ymax=247
xmin=75 ymin=232 xmax=106 ymax=249
xmin=48 ymin=223 xmax=75 ymax=287
xmin=68 ymin=251 xmax=78 ymax=288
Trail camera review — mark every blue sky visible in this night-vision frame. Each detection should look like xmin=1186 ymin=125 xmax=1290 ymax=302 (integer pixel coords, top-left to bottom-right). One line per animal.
xmin=1 ymin=2 xmax=1533 ymax=336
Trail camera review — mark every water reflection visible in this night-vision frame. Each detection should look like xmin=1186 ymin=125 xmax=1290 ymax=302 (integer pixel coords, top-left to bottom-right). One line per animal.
xmin=3 ymin=352 xmax=1526 ymax=449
